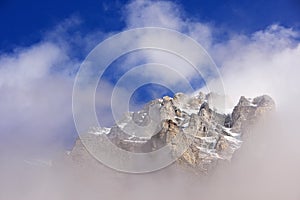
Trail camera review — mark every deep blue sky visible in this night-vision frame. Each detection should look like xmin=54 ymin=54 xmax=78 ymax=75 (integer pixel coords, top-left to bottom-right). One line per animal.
xmin=1 ymin=0 xmax=300 ymax=52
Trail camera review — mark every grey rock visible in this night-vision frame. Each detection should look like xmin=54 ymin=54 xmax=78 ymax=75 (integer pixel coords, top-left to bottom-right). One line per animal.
xmin=231 ymin=95 xmax=275 ymax=133
xmin=69 ymin=93 xmax=275 ymax=173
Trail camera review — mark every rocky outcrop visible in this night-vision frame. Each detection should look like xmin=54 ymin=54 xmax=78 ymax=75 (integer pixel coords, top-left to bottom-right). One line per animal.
xmin=230 ymin=95 xmax=275 ymax=133
xmin=69 ymin=92 xmax=275 ymax=172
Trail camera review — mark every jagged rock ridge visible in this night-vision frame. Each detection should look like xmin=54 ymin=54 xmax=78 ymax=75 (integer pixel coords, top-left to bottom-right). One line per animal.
xmin=70 ymin=92 xmax=275 ymax=172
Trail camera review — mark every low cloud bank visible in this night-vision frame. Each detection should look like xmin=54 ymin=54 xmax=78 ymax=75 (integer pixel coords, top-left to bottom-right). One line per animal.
xmin=1 ymin=111 xmax=299 ymax=200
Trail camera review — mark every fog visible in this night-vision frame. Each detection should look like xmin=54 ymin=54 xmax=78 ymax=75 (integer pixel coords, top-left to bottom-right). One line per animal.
xmin=1 ymin=109 xmax=299 ymax=200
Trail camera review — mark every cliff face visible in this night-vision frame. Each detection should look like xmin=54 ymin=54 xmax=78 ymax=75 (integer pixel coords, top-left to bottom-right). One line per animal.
xmin=230 ymin=95 xmax=275 ymax=133
xmin=69 ymin=92 xmax=275 ymax=172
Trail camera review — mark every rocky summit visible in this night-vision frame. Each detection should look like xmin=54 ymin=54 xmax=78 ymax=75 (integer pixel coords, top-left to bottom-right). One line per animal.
xmin=69 ymin=92 xmax=275 ymax=172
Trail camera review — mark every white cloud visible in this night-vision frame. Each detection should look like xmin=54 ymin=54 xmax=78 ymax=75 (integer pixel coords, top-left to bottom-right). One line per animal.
xmin=107 ymin=1 xmax=218 ymax=98
xmin=124 ymin=0 xmax=184 ymax=30
xmin=123 ymin=0 xmax=300 ymax=111
xmin=0 ymin=16 xmax=113 ymax=155
xmin=209 ymin=24 xmax=300 ymax=109
xmin=0 ymin=41 xmax=76 ymax=153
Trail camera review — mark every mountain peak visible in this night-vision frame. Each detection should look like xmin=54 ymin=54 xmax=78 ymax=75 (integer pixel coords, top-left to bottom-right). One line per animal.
xmin=68 ymin=92 xmax=275 ymax=173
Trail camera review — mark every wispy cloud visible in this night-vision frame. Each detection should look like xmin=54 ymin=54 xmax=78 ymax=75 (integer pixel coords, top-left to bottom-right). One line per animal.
xmin=0 ymin=41 xmax=74 ymax=153
xmin=123 ymin=0 xmax=300 ymax=110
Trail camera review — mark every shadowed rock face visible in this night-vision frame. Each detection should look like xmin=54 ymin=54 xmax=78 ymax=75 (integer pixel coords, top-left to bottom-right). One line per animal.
xmin=69 ymin=93 xmax=275 ymax=172
xmin=231 ymin=95 xmax=275 ymax=133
